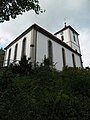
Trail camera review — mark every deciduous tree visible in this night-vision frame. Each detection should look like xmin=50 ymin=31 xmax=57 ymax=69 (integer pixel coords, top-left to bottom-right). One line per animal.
xmin=0 ymin=0 xmax=42 ymax=23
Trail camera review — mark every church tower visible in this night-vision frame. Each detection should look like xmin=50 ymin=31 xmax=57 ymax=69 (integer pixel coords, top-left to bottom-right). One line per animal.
xmin=54 ymin=23 xmax=81 ymax=54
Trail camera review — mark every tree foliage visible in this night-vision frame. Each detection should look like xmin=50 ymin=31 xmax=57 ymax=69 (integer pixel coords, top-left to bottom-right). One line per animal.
xmin=0 ymin=0 xmax=42 ymax=23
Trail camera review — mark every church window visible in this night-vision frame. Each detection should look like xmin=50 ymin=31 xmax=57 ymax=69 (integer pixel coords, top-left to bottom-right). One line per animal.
xmin=14 ymin=43 xmax=18 ymax=61
xmin=7 ymin=48 xmax=11 ymax=66
xmin=62 ymin=48 xmax=66 ymax=67
xmin=61 ymin=35 xmax=64 ymax=41
xmin=48 ymin=40 xmax=53 ymax=64
xmin=22 ymin=38 xmax=26 ymax=57
xmin=72 ymin=54 xmax=76 ymax=67
xmin=73 ymin=32 xmax=76 ymax=42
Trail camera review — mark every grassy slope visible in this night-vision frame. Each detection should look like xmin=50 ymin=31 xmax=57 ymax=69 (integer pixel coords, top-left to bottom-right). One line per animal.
xmin=0 ymin=67 xmax=90 ymax=120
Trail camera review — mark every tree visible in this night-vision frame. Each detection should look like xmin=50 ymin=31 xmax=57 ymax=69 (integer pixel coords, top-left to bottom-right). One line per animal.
xmin=0 ymin=0 xmax=42 ymax=23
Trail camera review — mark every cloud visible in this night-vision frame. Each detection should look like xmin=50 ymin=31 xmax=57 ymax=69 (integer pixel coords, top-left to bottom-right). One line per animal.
xmin=79 ymin=29 xmax=90 ymax=67
xmin=0 ymin=37 xmax=6 ymax=44
xmin=0 ymin=32 xmax=12 ymax=47
xmin=0 ymin=0 xmax=90 ymax=67
xmin=66 ymin=0 xmax=87 ymax=10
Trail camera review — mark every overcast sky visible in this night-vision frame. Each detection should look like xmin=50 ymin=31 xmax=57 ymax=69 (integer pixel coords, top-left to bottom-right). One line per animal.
xmin=0 ymin=0 xmax=90 ymax=67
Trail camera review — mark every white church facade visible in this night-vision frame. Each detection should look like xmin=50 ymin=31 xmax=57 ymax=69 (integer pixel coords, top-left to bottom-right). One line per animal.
xmin=3 ymin=23 xmax=83 ymax=70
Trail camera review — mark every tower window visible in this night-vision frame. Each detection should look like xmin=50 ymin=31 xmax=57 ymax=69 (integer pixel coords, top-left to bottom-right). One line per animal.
xmin=62 ymin=48 xmax=66 ymax=67
xmin=61 ymin=35 xmax=64 ymax=41
xmin=14 ymin=44 xmax=18 ymax=61
xmin=48 ymin=40 xmax=53 ymax=64
xmin=7 ymin=48 xmax=11 ymax=66
xmin=22 ymin=38 xmax=26 ymax=57
xmin=72 ymin=54 xmax=76 ymax=67
xmin=73 ymin=32 xmax=76 ymax=42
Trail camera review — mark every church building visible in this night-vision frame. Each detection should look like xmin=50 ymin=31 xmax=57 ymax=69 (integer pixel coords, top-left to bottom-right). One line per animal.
xmin=3 ymin=23 xmax=83 ymax=70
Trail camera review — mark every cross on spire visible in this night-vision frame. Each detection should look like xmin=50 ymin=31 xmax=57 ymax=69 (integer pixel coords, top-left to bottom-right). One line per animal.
xmin=64 ymin=18 xmax=67 ymax=27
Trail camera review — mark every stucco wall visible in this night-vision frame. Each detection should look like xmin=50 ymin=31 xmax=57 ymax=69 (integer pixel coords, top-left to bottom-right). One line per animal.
xmin=55 ymin=29 xmax=70 ymax=44
xmin=4 ymin=30 xmax=32 ymax=66
xmin=69 ymin=29 xmax=81 ymax=54
xmin=55 ymin=28 xmax=81 ymax=54
xmin=36 ymin=31 xmax=82 ymax=70
xmin=4 ymin=27 xmax=82 ymax=70
xmin=36 ymin=31 xmax=48 ymax=63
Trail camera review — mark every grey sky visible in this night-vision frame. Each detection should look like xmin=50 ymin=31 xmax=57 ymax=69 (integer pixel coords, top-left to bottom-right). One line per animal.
xmin=0 ymin=0 xmax=90 ymax=67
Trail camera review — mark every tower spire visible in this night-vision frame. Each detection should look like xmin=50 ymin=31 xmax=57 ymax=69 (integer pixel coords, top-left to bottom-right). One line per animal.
xmin=64 ymin=18 xmax=67 ymax=27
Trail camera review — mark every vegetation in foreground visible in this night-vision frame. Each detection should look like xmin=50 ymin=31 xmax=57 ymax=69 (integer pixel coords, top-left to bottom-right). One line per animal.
xmin=0 ymin=57 xmax=90 ymax=120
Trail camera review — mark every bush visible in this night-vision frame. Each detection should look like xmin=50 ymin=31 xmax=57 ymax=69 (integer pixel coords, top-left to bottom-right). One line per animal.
xmin=0 ymin=66 xmax=90 ymax=119
xmin=10 ymin=56 xmax=32 ymax=74
xmin=62 ymin=67 xmax=90 ymax=96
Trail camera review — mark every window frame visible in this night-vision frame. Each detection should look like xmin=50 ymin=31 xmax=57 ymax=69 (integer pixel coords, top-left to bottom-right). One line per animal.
xmin=48 ymin=40 xmax=53 ymax=64
xmin=72 ymin=53 xmax=76 ymax=67
xmin=62 ymin=48 xmax=66 ymax=67
xmin=21 ymin=38 xmax=26 ymax=57
xmin=7 ymin=48 xmax=11 ymax=65
xmin=73 ymin=32 xmax=76 ymax=42
xmin=14 ymin=43 xmax=18 ymax=61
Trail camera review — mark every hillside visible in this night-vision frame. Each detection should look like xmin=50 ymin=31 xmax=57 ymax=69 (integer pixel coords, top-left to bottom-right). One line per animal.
xmin=0 ymin=65 xmax=90 ymax=120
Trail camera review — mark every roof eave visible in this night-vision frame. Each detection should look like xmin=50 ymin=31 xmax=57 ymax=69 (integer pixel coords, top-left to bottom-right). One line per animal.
xmin=4 ymin=24 xmax=35 ymax=50
xmin=54 ymin=25 xmax=79 ymax=35
xmin=4 ymin=24 xmax=81 ymax=56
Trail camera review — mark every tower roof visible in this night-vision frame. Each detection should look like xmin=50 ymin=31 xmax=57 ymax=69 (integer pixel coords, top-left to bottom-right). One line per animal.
xmin=54 ymin=25 xmax=79 ymax=35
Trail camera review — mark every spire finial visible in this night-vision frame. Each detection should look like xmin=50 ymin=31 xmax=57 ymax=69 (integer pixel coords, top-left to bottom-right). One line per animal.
xmin=64 ymin=18 xmax=67 ymax=27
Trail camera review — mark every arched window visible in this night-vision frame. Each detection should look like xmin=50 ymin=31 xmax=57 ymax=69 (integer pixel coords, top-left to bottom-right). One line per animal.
xmin=62 ymin=48 xmax=66 ymax=67
xmin=7 ymin=48 xmax=11 ymax=65
xmin=61 ymin=35 xmax=64 ymax=41
xmin=72 ymin=54 xmax=76 ymax=67
xmin=48 ymin=40 xmax=53 ymax=64
xmin=73 ymin=32 xmax=76 ymax=42
xmin=22 ymin=38 xmax=26 ymax=57
xmin=14 ymin=43 xmax=18 ymax=61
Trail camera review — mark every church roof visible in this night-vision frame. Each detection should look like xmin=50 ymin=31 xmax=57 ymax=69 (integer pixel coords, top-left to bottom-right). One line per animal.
xmin=5 ymin=24 xmax=81 ymax=56
xmin=54 ymin=25 xmax=79 ymax=35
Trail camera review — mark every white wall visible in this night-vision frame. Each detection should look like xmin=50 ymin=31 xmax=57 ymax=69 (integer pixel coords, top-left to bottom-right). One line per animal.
xmin=69 ymin=29 xmax=81 ymax=54
xmin=55 ymin=29 xmax=70 ymax=44
xmin=55 ymin=28 xmax=81 ymax=54
xmin=4 ymin=30 xmax=32 ymax=66
xmin=37 ymin=31 xmax=63 ymax=69
xmin=36 ymin=31 xmax=82 ymax=70
xmin=36 ymin=31 xmax=48 ymax=63
xmin=4 ymin=27 xmax=82 ymax=70
xmin=30 ymin=29 xmax=37 ymax=63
